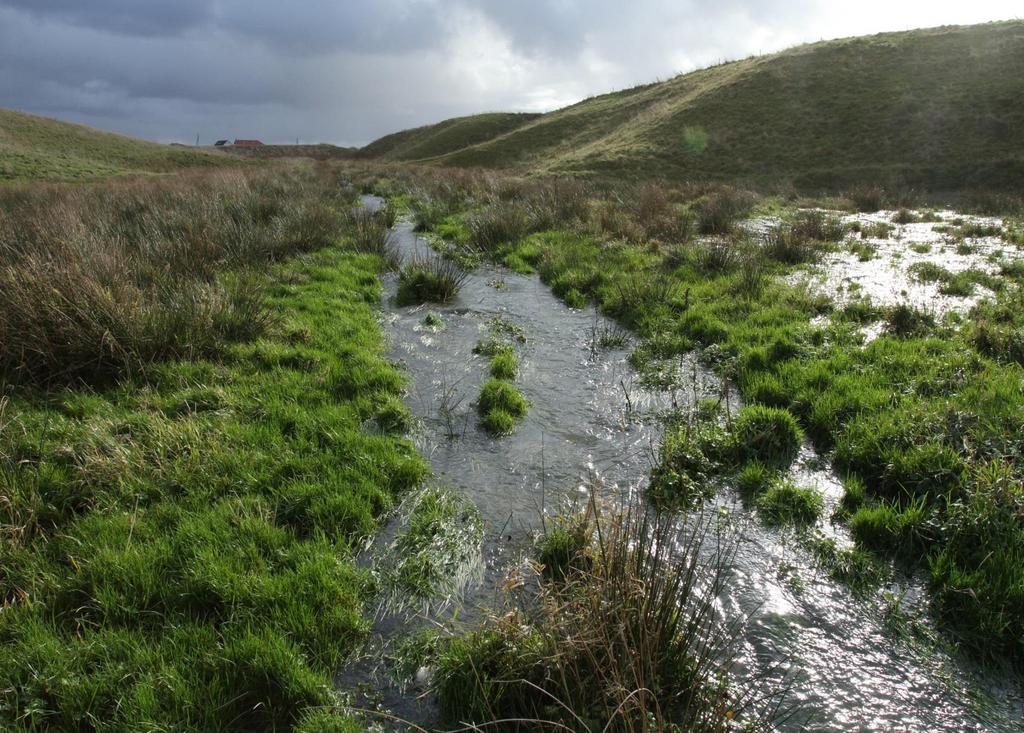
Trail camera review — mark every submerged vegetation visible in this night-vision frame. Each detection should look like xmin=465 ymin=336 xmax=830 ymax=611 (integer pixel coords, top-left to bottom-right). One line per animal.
xmin=378 ymin=487 xmax=483 ymax=608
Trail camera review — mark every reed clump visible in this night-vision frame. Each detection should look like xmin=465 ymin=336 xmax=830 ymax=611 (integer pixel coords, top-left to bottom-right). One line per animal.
xmin=396 ymin=255 xmax=469 ymax=305
xmin=433 ymin=500 xmax=782 ymax=731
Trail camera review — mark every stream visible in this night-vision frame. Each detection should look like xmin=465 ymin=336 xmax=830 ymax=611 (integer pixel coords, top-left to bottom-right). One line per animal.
xmin=344 ymin=196 xmax=1023 ymax=731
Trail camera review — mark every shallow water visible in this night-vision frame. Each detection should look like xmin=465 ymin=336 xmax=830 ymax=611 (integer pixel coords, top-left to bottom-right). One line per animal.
xmin=345 ymin=197 xmax=1023 ymax=731
xmin=789 ymin=210 xmax=1021 ymax=337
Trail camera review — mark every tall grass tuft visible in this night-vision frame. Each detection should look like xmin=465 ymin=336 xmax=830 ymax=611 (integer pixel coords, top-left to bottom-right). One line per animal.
xmin=468 ymin=201 xmax=530 ymax=251
xmin=396 ymin=255 xmax=469 ymax=305
xmin=849 ymin=185 xmax=884 ymax=213
xmin=433 ymin=498 xmax=784 ymax=731
xmin=762 ymin=212 xmax=843 ymax=265
xmin=347 ymin=206 xmax=398 ymax=263
xmin=695 ymin=187 xmax=756 ymax=235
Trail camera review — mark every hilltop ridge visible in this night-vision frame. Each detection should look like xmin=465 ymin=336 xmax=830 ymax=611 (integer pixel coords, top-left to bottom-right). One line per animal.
xmin=360 ymin=21 xmax=1024 ymax=191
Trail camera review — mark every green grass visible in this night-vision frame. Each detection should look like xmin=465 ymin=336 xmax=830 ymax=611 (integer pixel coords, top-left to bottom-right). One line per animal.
xmin=756 ymin=480 xmax=824 ymax=526
xmin=736 ymin=461 xmax=777 ymax=495
xmin=477 ymin=378 xmax=529 ymax=436
xmin=850 ymin=497 xmax=933 ymax=561
xmin=908 ymin=262 xmax=1001 ymax=297
xmin=357 ymin=112 xmax=540 ymax=162
xmin=474 ymin=331 xmax=527 ymax=436
xmin=360 ymin=21 xmax=1024 ymax=194
xmin=0 ymin=210 xmax=429 ymax=729
xmin=0 ymin=108 xmax=242 ymax=181
xmin=535 ymin=519 xmax=592 ymax=582
xmin=810 ymin=537 xmax=891 ymax=590
xmin=422 ymin=311 xmax=445 ymax=329
xmin=488 ymin=347 xmax=519 ymax=380
xmin=648 ymin=423 xmax=728 ymax=508
xmin=733 ymin=405 xmax=804 ymax=468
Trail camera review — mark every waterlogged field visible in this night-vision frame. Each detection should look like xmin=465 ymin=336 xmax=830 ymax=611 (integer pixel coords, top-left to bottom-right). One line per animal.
xmin=2 ymin=161 xmax=1023 ymax=731
xmin=339 ymin=200 xmax=1022 ymax=731
xmin=791 ymin=209 xmax=1022 ymax=334
xmin=337 ymin=164 xmax=1024 ymax=730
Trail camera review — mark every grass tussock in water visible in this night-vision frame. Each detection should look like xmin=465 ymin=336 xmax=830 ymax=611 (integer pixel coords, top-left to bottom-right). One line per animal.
xmin=762 ymin=210 xmax=846 ymax=265
xmin=732 ymin=405 xmax=804 ymax=468
xmin=478 ymin=377 xmax=529 ymax=436
xmin=488 ymin=346 xmax=520 ymax=380
xmin=474 ymin=322 xmax=528 ymax=435
xmin=755 ymin=480 xmax=824 ymax=526
xmin=431 ymin=500 xmax=782 ymax=732
xmin=396 ymin=254 xmax=469 ymax=305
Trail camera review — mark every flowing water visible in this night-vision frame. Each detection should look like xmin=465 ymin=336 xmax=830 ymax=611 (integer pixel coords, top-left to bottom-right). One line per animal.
xmin=344 ymin=197 xmax=1023 ymax=731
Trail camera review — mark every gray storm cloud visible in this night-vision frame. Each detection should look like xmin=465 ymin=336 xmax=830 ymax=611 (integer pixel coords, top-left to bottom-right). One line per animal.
xmin=0 ymin=0 xmax=1018 ymax=145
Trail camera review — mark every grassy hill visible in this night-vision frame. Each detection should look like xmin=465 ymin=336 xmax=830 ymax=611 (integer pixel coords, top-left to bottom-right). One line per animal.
xmin=0 ymin=109 xmax=238 ymax=181
xmin=358 ymin=112 xmax=540 ymax=162
xmin=362 ymin=21 xmax=1024 ymax=192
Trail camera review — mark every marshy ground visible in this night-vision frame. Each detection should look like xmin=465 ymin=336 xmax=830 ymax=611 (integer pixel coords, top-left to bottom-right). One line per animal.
xmin=341 ymin=186 xmax=1024 ymax=731
xmin=2 ymin=162 xmax=1023 ymax=731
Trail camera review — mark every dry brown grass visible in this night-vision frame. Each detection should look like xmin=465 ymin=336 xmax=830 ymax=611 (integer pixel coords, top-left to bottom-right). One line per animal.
xmin=0 ymin=165 xmax=348 ymax=385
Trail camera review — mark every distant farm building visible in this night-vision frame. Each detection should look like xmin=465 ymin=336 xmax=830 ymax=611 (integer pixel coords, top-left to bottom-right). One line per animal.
xmin=214 ymin=140 xmax=229 ymax=146
xmin=233 ymin=139 xmax=263 ymax=146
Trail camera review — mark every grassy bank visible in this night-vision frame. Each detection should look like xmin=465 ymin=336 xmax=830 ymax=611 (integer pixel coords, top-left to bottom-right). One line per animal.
xmin=357 ymin=164 xmax=1024 ymax=664
xmin=0 ymin=167 xmax=428 ymax=730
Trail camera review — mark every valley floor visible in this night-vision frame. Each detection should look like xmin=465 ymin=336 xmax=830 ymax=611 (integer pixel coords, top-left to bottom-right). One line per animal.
xmin=2 ymin=161 xmax=1023 ymax=731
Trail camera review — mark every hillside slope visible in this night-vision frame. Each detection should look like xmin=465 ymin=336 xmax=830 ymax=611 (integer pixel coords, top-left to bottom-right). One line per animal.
xmin=0 ymin=109 xmax=237 ymax=181
xmin=358 ymin=112 xmax=540 ymax=162
xmin=364 ymin=21 xmax=1024 ymax=191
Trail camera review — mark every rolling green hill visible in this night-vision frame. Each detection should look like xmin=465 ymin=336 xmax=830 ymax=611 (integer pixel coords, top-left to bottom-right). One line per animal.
xmin=0 ymin=109 xmax=238 ymax=181
xmin=358 ymin=112 xmax=540 ymax=162
xmin=362 ymin=21 xmax=1024 ymax=191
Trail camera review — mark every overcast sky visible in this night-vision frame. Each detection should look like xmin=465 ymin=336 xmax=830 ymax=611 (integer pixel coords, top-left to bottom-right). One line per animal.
xmin=0 ymin=1 xmax=1019 ymax=146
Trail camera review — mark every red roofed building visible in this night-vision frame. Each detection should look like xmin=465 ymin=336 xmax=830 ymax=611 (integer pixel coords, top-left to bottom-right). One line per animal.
xmin=233 ymin=139 xmax=263 ymax=146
